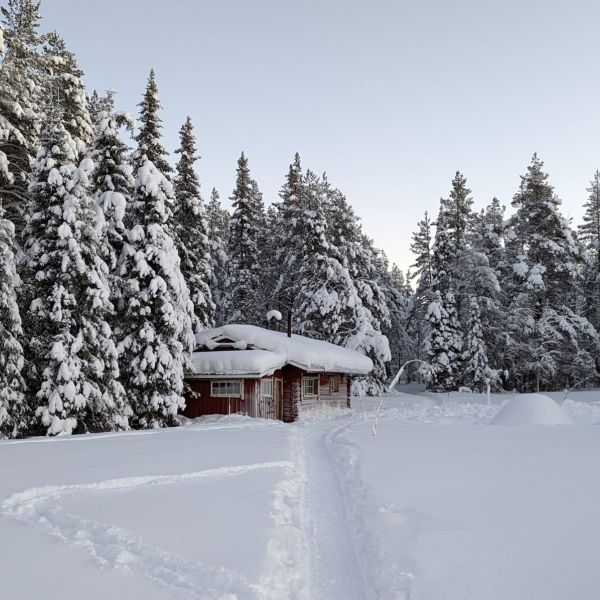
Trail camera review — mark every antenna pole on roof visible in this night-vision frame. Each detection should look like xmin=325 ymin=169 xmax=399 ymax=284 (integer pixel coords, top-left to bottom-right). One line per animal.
xmin=287 ymin=311 xmax=292 ymax=338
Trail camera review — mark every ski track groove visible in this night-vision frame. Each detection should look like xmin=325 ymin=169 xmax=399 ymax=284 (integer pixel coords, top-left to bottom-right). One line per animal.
xmin=302 ymin=416 xmax=369 ymax=600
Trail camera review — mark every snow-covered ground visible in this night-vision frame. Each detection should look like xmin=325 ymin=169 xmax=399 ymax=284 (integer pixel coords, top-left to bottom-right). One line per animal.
xmin=1 ymin=388 xmax=600 ymax=599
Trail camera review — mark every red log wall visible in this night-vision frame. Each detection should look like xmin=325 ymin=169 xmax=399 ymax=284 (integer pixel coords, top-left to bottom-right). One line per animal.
xmin=183 ymin=370 xmax=353 ymax=421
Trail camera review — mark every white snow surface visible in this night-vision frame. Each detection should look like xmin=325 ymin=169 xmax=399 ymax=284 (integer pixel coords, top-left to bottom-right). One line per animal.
xmin=189 ymin=349 xmax=286 ymax=377
xmin=491 ymin=393 xmax=574 ymax=425
xmin=1 ymin=388 xmax=600 ymax=599
xmin=266 ymin=310 xmax=282 ymax=322
xmin=194 ymin=324 xmax=373 ymax=374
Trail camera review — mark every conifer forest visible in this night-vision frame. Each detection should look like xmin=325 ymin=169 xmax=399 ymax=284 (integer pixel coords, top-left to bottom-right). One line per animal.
xmin=1 ymin=0 xmax=599 ymax=439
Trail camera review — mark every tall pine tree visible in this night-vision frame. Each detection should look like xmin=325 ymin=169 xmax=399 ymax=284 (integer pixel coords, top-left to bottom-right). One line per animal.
xmin=0 ymin=0 xmax=43 ymax=232
xmin=426 ymin=290 xmax=463 ymax=391
xmin=206 ymin=187 xmax=229 ymax=326
xmin=273 ymin=152 xmax=304 ymax=314
xmin=42 ymin=32 xmax=93 ymax=160
xmin=503 ymin=154 xmax=598 ymax=390
xmin=173 ymin=116 xmax=214 ymax=331
xmin=225 ymin=152 xmax=265 ymax=324
xmin=89 ymin=90 xmax=133 ymax=292
xmin=579 ymin=171 xmax=600 ymax=337
xmin=462 ymin=295 xmax=493 ymax=392
xmin=22 ymin=119 xmax=129 ymax=435
xmin=132 ymin=69 xmax=171 ymax=177
xmin=118 ymin=73 xmax=194 ymax=428
xmin=0 ymin=205 xmax=28 ymax=438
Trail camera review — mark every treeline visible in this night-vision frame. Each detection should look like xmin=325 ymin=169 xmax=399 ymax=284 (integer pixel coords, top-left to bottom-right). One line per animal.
xmin=408 ymin=163 xmax=600 ymax=393
xmin=0 ymin=0 xmax=406 ymax=438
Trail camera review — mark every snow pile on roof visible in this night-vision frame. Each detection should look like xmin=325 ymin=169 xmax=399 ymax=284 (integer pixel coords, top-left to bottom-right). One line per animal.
xmin=491 ymin=394 xmax=574 ymax=426
xmin=190 ymin=349 xmax=286 ymax=377
xmin=193 ymin=324 xmax=372 ymax=375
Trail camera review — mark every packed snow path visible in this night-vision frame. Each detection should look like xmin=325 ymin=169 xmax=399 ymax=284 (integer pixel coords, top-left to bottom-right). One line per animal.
xmin=302 ymin=420 xmax=366 ymax=600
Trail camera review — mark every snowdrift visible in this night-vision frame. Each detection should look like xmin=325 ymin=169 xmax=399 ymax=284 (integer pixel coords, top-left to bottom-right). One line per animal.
xmin=491 ymin=393 xmax=574 ymax=426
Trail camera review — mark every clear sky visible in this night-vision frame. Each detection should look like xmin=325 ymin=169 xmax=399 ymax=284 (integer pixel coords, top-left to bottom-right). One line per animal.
xmin=40 ymin=0 xmax=600 ymax=272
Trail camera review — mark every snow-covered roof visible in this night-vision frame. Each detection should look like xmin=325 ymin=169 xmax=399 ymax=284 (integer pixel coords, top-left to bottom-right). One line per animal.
xmin=190 ymin=349 xmax=286 ymax=378
xmin=190 ymin=324 xmax=372 ymax=377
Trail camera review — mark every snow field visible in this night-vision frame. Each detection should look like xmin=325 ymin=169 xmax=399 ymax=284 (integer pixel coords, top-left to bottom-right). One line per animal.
xmin=1 ymin=419 xmax=307 ymax=599
xmin=1 ymin=389 xmax=600 ymax=599
xmin=341 ymin=389 xmax=600 ymax=600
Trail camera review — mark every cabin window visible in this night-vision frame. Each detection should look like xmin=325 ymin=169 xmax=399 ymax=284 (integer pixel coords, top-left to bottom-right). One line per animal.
xmin=211 ymin=380 xmax=243 ymax=397
xmin=330 ymin=376 xmax=340 ymax=393
xmin=261 ymin=379 xmax=273 ymax=398
xmin=303 ymin=375 xmax=320 ymax=397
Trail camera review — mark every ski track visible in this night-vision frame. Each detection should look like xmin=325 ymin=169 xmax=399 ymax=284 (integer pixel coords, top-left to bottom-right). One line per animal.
xmin=325 ymin=418 xmax=415 ymax=600
xmin=2 ymin=413 xmax=414 ymax=599
xmin=302 ymin=416 xmax=369 ymax=600
xmin=1 ymin=461 xmax=292 ymax=600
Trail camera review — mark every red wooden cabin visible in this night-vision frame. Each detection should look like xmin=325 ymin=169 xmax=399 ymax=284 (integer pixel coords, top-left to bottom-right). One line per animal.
xmin=183 ymin=324 xmax=373 ymax=423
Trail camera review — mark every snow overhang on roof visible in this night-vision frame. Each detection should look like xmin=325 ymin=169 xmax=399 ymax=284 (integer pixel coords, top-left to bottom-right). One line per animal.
xmin=192 ymin=324 xmax=373 ymax=376
xmin=188 ymin=349 xmax=286 ymax=379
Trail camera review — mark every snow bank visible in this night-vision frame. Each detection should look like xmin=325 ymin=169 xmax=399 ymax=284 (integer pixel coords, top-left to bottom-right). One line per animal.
xmin=194 ymin=324 xmax=373 ymax=375
xmin=491 ymin=393 xmax=574 ymax=425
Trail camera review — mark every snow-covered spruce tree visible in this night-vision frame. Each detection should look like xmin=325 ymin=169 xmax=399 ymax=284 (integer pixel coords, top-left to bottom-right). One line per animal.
xmin=0 ymin=206 xmax=28 ymax=438
xmin=118 ymin=74 xmax=195 ymax=428
xmin=273 ymin=152 xmax=305 ymax=314
xmin=206 ymin=187 xmax=229 ymax=326
xmin=426 ymin=290 xmax=463 ymax=391
xmin=42 ymin=32 xmax=93 ymax=160
xmin=261 ymin=202 xmax=283 ymax=319
xmin=87 ymin=89 xmax=110 ymax=127
xmin=292 ymin=171 xmax=357 ymax=340
xmin=478 ymin=197 xmax=504 ymax=271
xmin=427 ymin=206 xmax=464 ymax=389
xmin=462 ymin=295 xmax=494 ymax=392
xmin=326 ymin=181 xmax=391 ymax=334
xmin=0 ymin=0 xmax=43 ymax=232
xmin=408 ymin=211 xmax=434 ymax=362
xmin=132 ymin=69 xmax=172 ymax=178
xmin=21 ymin=119 xmax=129 ymax=435
xmin=435 ymin=172 xmax=479 ymax=328
xmin=292 ymin=170 xmax=391 ymax=393
xmin=426 ymin=174 xmax=478 ymax=390
xmin=440 ymin=171 xmax=474 ymax=263
xmin=89 ymin=90 xmax=133 ymax=294
xmin=378 ymin=257 xmax=413 ymax=380
xmin=579 ymin=171 xmax=600 ymax=336
xmin=224 ymin=152 xmax=265 ymax=324
xmin=207 ymin=188 xmax=230 ymax=245
xmin=118 ymin=163 xmax=195 ymax=428
xmin=349 ymin=236 xmax=392 ymax=384
xmin=410 ymin=211 xmax=434 ymax=298
xmin=324 ymin=180 xmax=391 ymax=386
xmin=503 ymin=154 xmax=598 ymax=390
xmin=466 ymin=199 xmax=505 ymax=378
xmin=173 ymin=116 xmax=214 ymax=331
xmin=430 ymin=202 xmax=456 ymax=295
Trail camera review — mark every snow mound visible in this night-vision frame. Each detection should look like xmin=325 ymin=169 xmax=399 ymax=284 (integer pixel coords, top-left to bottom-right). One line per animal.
xmin=491 ymin=394 xmax=574 ymax=426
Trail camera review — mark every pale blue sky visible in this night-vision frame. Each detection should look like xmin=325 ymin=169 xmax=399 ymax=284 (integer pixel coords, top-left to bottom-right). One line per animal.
xmin=41 ymin=0 xmax=600 ymax=271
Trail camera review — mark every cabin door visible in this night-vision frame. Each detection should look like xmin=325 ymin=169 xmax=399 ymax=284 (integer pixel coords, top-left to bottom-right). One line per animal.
xmin=274 ymin=378 xmax=283 ymax=421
